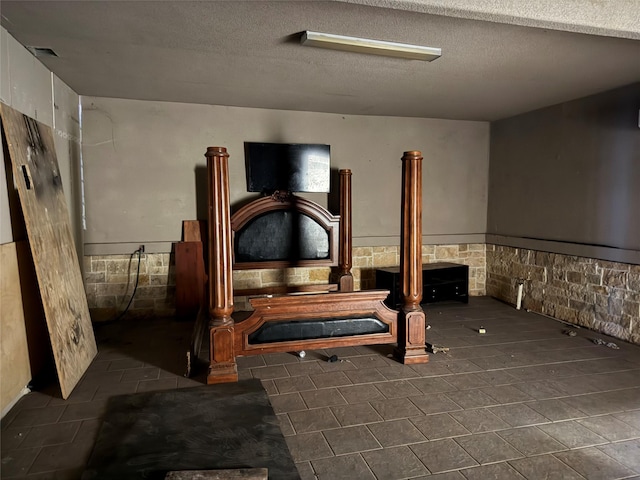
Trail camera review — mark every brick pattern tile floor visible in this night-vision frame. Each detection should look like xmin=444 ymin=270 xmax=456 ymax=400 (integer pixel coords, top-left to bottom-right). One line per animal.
xmin=2 ymin=297 xmax=640 ymax=479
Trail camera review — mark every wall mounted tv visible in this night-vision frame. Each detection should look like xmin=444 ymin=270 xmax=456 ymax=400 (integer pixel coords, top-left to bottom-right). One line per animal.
xmin=245 ymin=142 xmax=331 ymax=193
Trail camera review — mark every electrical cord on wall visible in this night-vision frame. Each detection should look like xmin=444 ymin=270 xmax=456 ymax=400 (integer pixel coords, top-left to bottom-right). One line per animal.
xmin=111 ymin=247 xmax=143 ymax=322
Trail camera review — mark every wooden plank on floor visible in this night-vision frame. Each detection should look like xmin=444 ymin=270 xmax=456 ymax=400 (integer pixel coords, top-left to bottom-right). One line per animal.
xmin=1 ymin=103 xmax=97 ymax=399
xmin=165 ymin=468 xmax=268 ymax=480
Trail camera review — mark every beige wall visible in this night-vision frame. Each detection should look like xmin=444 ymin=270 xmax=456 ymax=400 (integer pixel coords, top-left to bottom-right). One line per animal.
xmin=487 ymin=83 xmax=640 ymax=264
xmin=81 ymin=97 xmax=489 ymax=255
xmin=79 ymin=96 xmax=489 ymax=320
xmin=0 ymin=27 xmax=81 ymax=415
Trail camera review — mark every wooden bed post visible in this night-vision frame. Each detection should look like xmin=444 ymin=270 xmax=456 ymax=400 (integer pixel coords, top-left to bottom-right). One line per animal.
xmin=338 ymin=169 xmax=354 ymax=292
xmin=394 ymin=151 xmax=429 ymax=364
xmin=206 ymin=146 xmax=238 ymax=384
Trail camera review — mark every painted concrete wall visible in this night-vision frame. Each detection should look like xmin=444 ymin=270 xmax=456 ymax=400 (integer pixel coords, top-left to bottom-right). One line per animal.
xmin=487 ymin=83 xmax=640 ymax=264
xmin=0 ymin=28 xmax=81 ymax=415
xmin=81 ymin=97 xmax=489 ymax=255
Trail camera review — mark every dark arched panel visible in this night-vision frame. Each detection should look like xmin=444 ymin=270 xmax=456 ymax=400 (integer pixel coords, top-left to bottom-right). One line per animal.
xmin=231 ymin=195 xmax=339 ymax=269
xmin=235 ymin=210 xmax=330 ymax=263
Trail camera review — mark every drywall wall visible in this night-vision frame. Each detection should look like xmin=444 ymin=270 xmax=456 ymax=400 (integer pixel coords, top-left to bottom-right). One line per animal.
xmin=0 ymin=149 xmax=12 ymax=245
xmin=1 ymin=28 xmax=81 ymax=248
xmin=81 ymin=97 xmax=489 ymax=255
xmin=52 ymin=76 xmax=83 ymax=259
xmin=1 ymin=27 xmax=52 ymax=245
xmin=487 ymin=83 xmax=640 ymax=264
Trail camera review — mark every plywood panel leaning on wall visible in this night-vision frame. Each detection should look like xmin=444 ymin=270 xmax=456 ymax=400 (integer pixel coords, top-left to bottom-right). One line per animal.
xmin=0 ymin=241 xmax=50 ymax=414
xmin=0 ymin=242 xmax=32 ymax=413
xmin=0 ymin=103 xmax=97 ymax=399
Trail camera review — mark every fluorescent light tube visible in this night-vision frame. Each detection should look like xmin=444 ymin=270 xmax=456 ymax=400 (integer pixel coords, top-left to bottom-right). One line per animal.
xmin=301 ymin=31 xmax=441 ymax=61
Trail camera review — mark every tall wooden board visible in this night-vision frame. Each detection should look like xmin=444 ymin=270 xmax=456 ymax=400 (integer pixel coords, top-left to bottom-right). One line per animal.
xmin=1 ymin=103 xmax=97 ymax=398
xmin=175 ymin=241 xmax=205 ymax=320
xmin=1 ymin=242 xmax=32 ymax=412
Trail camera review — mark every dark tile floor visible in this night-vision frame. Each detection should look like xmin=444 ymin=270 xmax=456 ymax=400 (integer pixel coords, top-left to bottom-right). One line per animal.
xmin=2 ymin=297 xmax=640 ymax=479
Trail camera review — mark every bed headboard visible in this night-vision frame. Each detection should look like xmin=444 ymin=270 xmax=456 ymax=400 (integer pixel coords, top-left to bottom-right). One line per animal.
xmin=230 ymin=194 xmax=339 ymax=270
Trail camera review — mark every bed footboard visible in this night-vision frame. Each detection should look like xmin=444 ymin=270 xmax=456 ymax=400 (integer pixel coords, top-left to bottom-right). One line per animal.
xmin=237 ymin=290 xmax=397 ymax=354
xmin=208 ymin=290 xmax=397 ymax=383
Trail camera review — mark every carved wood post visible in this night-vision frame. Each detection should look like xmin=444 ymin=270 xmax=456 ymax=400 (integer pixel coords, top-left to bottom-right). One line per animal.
xmin=338 ymin=169 xmax=354 ymax=292
xmin=394 ymin=151 xmax=429 ymax=364
xmin=206 ymin=146 xmax=238 ymax=383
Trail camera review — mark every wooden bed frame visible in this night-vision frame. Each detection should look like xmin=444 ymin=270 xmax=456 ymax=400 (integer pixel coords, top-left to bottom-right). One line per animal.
xmin=202 ymin=146 xmax=429 ymax=384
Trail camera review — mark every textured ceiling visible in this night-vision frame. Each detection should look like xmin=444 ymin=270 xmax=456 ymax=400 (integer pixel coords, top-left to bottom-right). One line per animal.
xmin=2 ymin=0 xmax=639 ymax=121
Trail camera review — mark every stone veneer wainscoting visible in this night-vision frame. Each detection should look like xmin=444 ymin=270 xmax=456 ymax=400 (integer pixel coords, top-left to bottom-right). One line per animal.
xmin=84 ymin=243 xmax=486 ymax=319
xmin=487 ymin=244 xmax=640 ymax=344
xmin=84 ymin=253 xmax=176 ymax=321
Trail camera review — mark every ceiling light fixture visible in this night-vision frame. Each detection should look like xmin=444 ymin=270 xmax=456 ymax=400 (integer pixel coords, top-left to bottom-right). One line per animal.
xmin=301 ymin=31 xmax=441 ymax=62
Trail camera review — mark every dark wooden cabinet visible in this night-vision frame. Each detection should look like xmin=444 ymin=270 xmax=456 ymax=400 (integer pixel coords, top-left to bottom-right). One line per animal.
xmin=375 ymin=262 xmax=469 ymax=308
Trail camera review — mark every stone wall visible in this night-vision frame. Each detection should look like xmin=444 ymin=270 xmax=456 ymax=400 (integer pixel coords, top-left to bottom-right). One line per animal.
xmin=84 ymin=253 xmax=176 ymax=321
xmin=487 ymin=245 xmax=640 ymax=344
xmin=84 ymin=244 xmax=640 ymax=345
xmin=84 ymin=243 xmax=486 ymax=319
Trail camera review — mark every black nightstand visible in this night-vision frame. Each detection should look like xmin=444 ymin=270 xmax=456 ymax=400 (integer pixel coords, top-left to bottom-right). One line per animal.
xmin=375 ymin=262 xmax=469 ymax=308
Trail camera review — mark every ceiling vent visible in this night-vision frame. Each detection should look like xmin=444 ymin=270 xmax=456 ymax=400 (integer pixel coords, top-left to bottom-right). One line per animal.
xmin=27 ymin=47 xmax=58 ymax=57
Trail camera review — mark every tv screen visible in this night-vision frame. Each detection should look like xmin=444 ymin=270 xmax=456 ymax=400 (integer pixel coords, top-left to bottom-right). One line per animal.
xmin=245 ymin=142 xmax=330 ymax=193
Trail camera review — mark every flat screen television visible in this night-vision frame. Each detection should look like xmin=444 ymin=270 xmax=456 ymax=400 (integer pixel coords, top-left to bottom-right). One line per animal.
xmin=245 ymin=142 xmax=331 ymax=193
